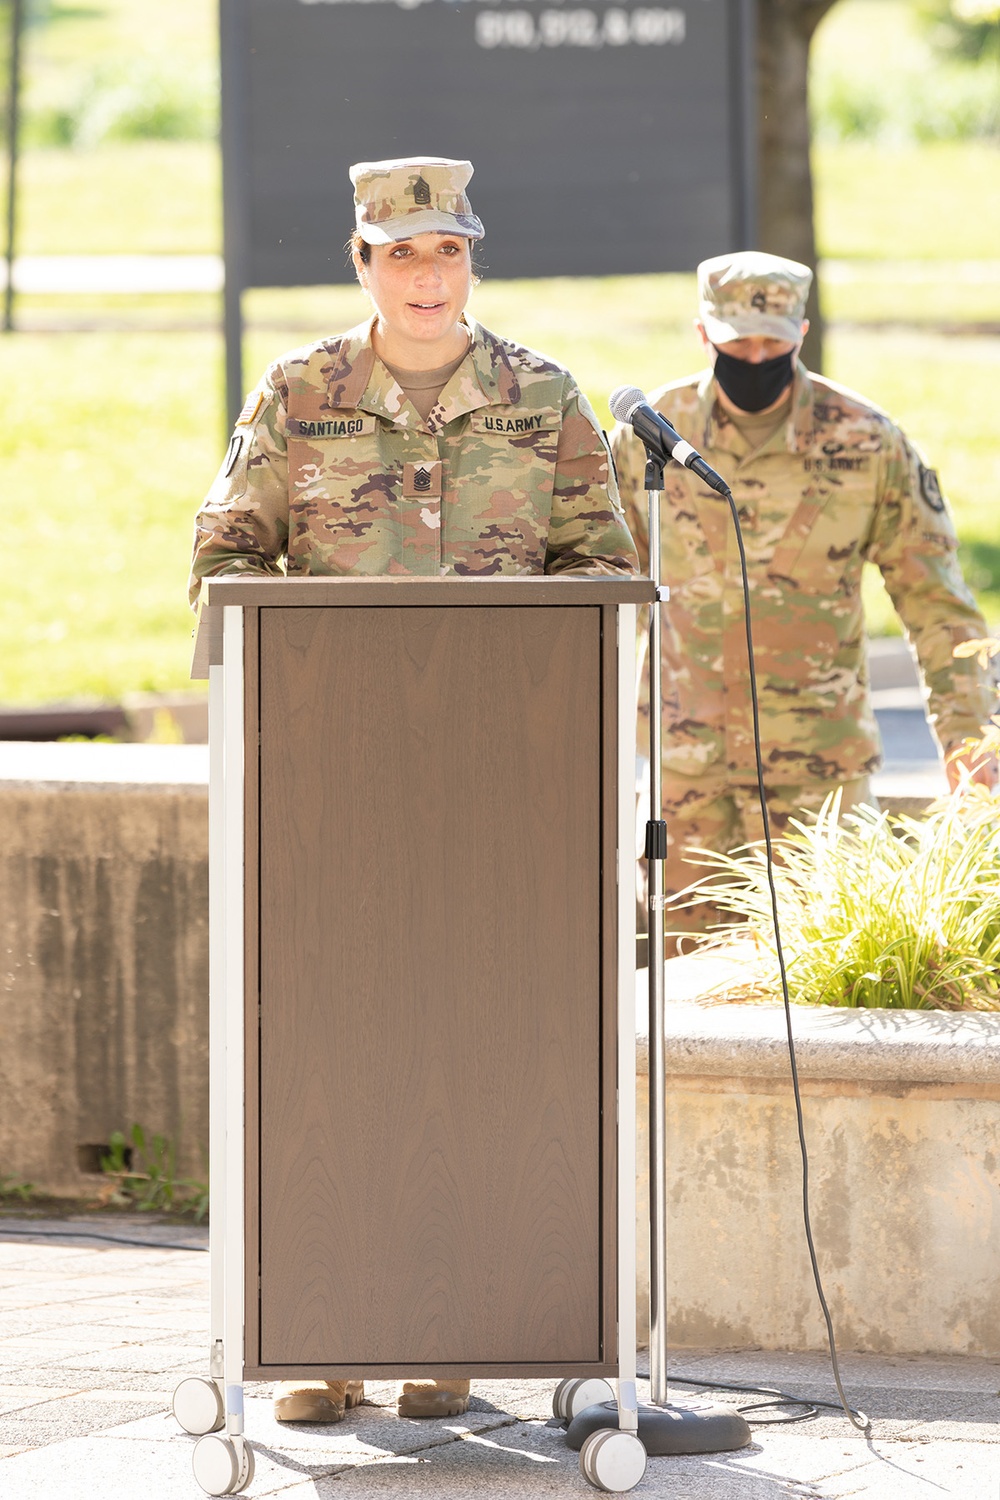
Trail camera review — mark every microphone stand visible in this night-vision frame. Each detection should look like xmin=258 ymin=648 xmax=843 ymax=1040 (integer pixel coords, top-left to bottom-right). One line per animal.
xmin=566 ymin=443 xmax=751 ymax=1460
xmin=642 ymin=453 xmax=670 ymax=1409
xmin=639 ymin=450 xmax=752 ymax=1451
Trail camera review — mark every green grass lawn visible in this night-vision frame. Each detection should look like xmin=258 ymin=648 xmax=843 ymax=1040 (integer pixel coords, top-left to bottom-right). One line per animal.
xmin=1 ymin=331 xmax=220 ymax=703
xmin=3 ymin=301 xmax=997 ymax=705
xmin=16 ymin=143 xmax=221 ymax=254
xmin=20 ymin=0 xmax=216 ymax=124
xmin=2 ymin=0 xmax=998 ymax=704
xmin=814 ymin=141 xmax=1000 ymax=263
xmin=820 ymin=258 xmax=1000 ymax=330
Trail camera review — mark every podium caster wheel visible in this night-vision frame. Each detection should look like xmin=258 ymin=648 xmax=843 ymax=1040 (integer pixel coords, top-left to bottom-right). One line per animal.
xmin=580 ymin=1428 xmax=647 ymax=1492
xmin=552 ymin=1378 xmax=616 ymax=1421
xmin=192 ymin=1434 xmax=255 ymax=1495
xmin=172 ymin=1376 xmax=224 ymax=1435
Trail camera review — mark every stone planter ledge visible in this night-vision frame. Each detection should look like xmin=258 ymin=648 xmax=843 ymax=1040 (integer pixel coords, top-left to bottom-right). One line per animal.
xmin=633 ymin=950 xmax=1000 ymax=1354
xmin=636 ymin=952 xmax=1000 ymax=1092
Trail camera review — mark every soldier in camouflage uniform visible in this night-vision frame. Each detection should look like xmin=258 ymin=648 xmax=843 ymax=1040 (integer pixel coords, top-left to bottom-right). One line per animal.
xmin=190 ymin=158 xmax=636 ymax=606
xmin=611 ymin=250 xmax=996 ymax=944
xmin=190 ymin=157 xmax=637 ymax=1427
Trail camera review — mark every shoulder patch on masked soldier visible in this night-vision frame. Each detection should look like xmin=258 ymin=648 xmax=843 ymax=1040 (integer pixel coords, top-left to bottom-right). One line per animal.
xmin=237 ymin=390 xmax=265 ymax=426
xmin=919 ymin=463 xmax=945 ymax=513
xmin=469 ymin=409 xmax=560 ymax=435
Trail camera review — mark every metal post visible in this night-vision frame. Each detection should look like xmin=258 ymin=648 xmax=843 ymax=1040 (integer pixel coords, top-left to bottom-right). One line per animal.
xmin=731 ymin=0 xmax=757 ymax=251
xmin=3 ymin=0 xmax=24 ymax=333
xmin=643 ymin=457 xmax=669 ymax=1408
xmin=223 ymin=274 xmax=244 ymax=432
xmin=219 ymin=0 xmax=249 ymax=430
xmin=616 ymin=602 xmax=640 ymax=1436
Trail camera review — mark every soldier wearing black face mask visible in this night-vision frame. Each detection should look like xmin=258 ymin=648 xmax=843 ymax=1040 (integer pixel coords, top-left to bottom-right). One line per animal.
xmin=611 ymin=249 xmax=997 ymax=949
xmin=710 ymin=346 xmax=796 ymax=414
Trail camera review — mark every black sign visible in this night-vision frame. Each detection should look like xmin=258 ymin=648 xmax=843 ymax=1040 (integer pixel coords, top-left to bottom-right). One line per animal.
xmin=220 ymin=0 xmax=755 ymax=288
xmin=2 ymin=0 xmax=25 ymax=333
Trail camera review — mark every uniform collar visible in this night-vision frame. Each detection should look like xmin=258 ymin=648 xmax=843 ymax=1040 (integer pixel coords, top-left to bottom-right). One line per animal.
xmin=320 ymin=319 xmax=377 ymax=410
xmin=322 ymin=314 xmax=522 ymax=432
xmin=696 ymin=358 xmax=815 ymax=456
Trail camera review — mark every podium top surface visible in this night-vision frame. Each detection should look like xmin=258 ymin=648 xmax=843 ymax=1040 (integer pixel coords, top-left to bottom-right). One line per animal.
xmin=193 ymin=576 xmax=653 ymax=675
xmin=202 ymin=575 xmax=655 ymax=607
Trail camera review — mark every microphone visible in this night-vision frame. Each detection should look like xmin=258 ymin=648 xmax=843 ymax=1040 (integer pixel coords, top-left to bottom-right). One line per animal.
xmin=609 ymin=386 xmax=729 ymax=497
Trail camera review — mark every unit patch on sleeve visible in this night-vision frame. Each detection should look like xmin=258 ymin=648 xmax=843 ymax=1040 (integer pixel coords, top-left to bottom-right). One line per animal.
xmin=286 ymin=415 xmax=376 ymax=440
xmin=919 ymin=463 xmax=945 ymax=513
xmin=402 ymin=461 xmax=442 ymax=498
xmin=223 ymin=434 xmax=243 ymax=476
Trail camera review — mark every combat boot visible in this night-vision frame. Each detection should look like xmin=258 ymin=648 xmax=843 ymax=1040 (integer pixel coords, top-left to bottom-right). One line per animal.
xmin=396 ymin=1378 xmax=471 ymax=1418
xmin=273 ymin=1379 xmax=364 ymax=1422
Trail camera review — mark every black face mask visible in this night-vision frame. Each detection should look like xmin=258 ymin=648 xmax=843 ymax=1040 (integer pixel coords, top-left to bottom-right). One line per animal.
xmin=712 ymin=348 xmax=795 ymax=413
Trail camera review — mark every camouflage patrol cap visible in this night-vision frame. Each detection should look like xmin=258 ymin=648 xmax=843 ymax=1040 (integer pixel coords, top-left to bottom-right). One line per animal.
xmin=350 ymin=156 xmax=485 ymax=245
xmin=698 ymin=251 xmax=812 ymax=343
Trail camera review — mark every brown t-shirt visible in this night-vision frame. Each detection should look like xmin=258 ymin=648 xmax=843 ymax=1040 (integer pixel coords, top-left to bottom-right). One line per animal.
xmin=381 ymin=348 xmax=470 ymax=424
xmin=727 ymin=391 xmax=793 ymax=451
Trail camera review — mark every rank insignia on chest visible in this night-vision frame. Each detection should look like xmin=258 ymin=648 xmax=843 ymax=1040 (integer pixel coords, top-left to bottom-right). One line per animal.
xmin=403 ymin=461 xmax=442 ymax=498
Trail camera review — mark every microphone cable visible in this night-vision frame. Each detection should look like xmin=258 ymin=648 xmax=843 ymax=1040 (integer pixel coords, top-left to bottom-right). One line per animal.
xmin=608 ymin=381 xmax=867 ymax=1428
xmin=690 ymin=485 xmax=870 ymax=1435
xmin=0 ymin=1222 xmax=207 ymax=1251
xmin=666 ymin=1373 xmax=850 ymax=1427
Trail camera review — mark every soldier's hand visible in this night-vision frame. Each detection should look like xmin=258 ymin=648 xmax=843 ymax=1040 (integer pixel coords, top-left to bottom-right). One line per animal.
xmin=945 ymin=747 xmax=999 ymax=792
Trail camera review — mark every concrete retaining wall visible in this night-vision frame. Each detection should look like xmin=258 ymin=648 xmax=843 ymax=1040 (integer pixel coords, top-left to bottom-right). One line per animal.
xmin=636 ymin=962 xmax=1000 ymax=1356
xmin=0 ymin=746 xmax=209 ymax=1194
xmin=5 ymin=744 xmax=995 ymax=1357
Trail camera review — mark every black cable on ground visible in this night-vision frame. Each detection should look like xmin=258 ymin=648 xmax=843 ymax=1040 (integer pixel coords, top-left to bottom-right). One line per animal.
xmin=666 ymin=1373 xmax=868 ymax=1429
xmin=709 ymin=491 xmax=871 ymax=1438
xmin=0 ymin=1224 xmax=207 ymax=1251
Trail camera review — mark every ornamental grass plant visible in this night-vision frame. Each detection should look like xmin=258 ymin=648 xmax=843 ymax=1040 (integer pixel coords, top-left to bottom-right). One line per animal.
xmin=676 ymin=716 xmax=1000 ymax=1012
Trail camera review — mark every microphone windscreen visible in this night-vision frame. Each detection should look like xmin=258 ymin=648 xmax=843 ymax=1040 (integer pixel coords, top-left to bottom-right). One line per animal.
xmin=608 ymin=385 xmax=646 ymax=424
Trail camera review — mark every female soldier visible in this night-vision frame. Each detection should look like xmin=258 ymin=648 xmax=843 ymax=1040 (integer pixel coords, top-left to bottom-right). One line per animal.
xmin=190 ymin=155 xmax=637 ymax=604
xmin=189 ymin=157 xmax=638 ymax=1427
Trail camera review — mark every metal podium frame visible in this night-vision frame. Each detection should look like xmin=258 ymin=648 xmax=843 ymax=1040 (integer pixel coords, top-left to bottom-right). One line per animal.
xmin=174 ymin=575 xmax=655 ymax=1495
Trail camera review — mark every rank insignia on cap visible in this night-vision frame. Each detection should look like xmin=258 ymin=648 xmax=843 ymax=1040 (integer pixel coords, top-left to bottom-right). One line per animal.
xmin=919 ymin=463 xmax=945 ymax=512
xmin=413 ymin=176 xmax=431 ymax=206
xmin=237 ymin=389 xmax=265 ymax=426
xmin=751 ymin=290 xmax=767 ymax=312
xmin=403 ymin=461 xmax=442 ymax=498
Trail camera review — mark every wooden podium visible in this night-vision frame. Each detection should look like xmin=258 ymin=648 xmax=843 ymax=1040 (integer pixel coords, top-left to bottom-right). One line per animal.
xmin=179 ymin=574 xmax=652 ymax=1490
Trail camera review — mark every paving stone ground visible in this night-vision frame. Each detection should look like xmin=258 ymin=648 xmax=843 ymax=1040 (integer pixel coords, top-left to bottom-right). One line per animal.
xmin=0 ymin=1218 xmax=997 ymax=1498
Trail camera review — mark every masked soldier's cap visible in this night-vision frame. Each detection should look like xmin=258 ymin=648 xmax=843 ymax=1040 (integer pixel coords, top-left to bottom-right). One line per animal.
xmin=698 ymin=251 xmax=812 ymax=344
xmin=350 ymin=157 xmax=485 ymax=245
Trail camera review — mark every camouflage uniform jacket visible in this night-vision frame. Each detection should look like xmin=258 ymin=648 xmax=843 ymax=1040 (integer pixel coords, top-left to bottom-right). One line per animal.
xmin=189 ymin=315 xmax=637 ymax=605
xmin=611 ymin=363 xmax=995 ymax=783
